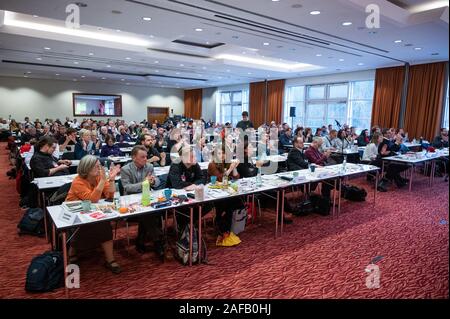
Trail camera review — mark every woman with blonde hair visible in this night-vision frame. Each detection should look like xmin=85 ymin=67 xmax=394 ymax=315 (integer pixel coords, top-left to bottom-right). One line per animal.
xmin=65 ymin=155 xmax=122 ymax=273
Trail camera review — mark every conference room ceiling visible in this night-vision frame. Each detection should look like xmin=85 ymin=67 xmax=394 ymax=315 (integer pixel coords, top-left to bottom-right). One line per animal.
xmin=0 ymin=0 xmax=448 ymax=89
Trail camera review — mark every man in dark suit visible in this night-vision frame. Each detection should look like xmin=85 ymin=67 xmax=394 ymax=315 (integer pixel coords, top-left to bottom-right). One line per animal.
xmin=287 ymin=136 xmax=309 ymax=171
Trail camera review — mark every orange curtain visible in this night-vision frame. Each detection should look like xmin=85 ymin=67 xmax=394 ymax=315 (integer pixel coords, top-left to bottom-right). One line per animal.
xmin=267 ymin=79 xmax=285 ymax=125
xmin=184 ymin=89 xmax=202 ymax=119
xmin=404 ymin=62 xmax=446 ymax=141
xmin=371 ymin=66 xmax=405 ymax=129
xmin=249 ymin=81 xmax=265 ymax=128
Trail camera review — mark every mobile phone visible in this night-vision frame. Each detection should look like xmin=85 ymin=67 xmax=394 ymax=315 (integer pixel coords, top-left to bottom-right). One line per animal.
xmin=104 ymin=198 xmax=113 ymax=202
xmin=186 ymin=193 xmax=195 ymax=199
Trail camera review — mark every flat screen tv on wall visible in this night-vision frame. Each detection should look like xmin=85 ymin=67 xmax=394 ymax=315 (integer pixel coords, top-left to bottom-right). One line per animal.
xmin=73 ymin=93 xmax=122 ymax=117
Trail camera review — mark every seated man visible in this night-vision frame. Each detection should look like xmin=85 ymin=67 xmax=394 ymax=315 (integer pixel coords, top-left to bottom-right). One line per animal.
xmin=30 ymin=136 xmax=71 ymax=178
xmin=304 ymin=137 xmax=332 ymax=167
xmin=321 ymin=129 xmax=337 ymax=152
xmin=120 ymin=146 xmax=165 ymax=259
xmin=138 ymin=133 xmax=166 ymax=167
xmin=287 ymin=136 xmax=309 ymax=171
xmin=432 ymin=128 xmax=449 ymax=149
xmin=279 ymin=127 xmax=293 ymax=147
xmin=166 ymin=145 xmax=209 ymax=229
xmin=304 ymin=137 xmax=335 ymax=199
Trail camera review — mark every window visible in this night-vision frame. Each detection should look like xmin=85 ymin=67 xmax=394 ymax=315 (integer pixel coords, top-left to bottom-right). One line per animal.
xmin=305 ymin=83 xmax=348 ymax=130
xmin=348 ymin=80 xmax=375 ymax=132
xmin=443 ymin=80 xmax=449 ymax=130
xmin=284 ymin=86 xmax=305 ymax=126
xmin=217 ymin=89 xmax=249 ymax=126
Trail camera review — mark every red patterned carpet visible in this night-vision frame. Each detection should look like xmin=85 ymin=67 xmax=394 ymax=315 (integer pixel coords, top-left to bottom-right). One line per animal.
xmin=0 ymin=143 xmax=448 ymax=299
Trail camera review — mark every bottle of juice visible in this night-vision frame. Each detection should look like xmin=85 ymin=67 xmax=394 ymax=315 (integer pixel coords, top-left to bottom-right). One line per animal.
xmin=141 ymin=179 xmax=151 ymax=206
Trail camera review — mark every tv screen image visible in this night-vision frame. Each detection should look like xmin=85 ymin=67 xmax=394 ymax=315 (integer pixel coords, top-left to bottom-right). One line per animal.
xmin=73 ymin=93 xmax=122 ymax=117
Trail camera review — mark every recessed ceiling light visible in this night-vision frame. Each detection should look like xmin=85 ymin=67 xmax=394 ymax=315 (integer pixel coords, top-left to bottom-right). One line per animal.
xmin=248 ymin=72 xmax=252 ymax=75
xmin=316 ymin=54 xmax=322 ymax=57
xmin=310 ymin=11 xmax=321 ymax=15
xmin=414 ymin=47 xmax=422 ymax=50
xmin=106 ymin=65 xmax=111 ymax=68
xmin=101 ymin=77 xmax=107 ymax=80
xmin=116 ymin=29 xmax=121 ymax=32
xmin=357 ymin=63 xmax=364 ymax=65
xmin=394 ymin=40 xmax=402 ymax=43
xmin=180 ymin=64 xmax=184 ymax=67
xmin=206 ymin=41 xmax=210 ymax=45
xmin=44 ymin=47 xmax=51 ymax=50
xmin=272 ymin=0 xmax=280 ymax=2
xmin=121 ymin=79 xmax=125 ymax=81
xmin=125 ymin=57 xmax=131 ymax=60
xmin=155 ymin=70 xmax=159 ymax=72
xmin=36 ymin=57 xmax=42 ymax=60
xmin=142 ymin=17 xmax=152 ymax=21
xmin=195 ymin=28 xmax=203 ymax=32
xmin=263 ymin=42 xmax=270 ymax=46
xmin=32 ymin=15 xmax=39 ymax=18
xmin=342 ymin=22 xmax=352 ymax=26
xmin=154 ymin=61 xmax=159 ymax=64
xmin=23 ymin=75 xmax=28 ymax=78
xmin=176 ymin=72 xmax=180 ymax=75
xmin=88 ymin=52 xmax=94 ymax=55
xmin=73 ymin=61 xmax=79 ymax=64
xmin=202 ymin=66 xmax=207 ymax=70
xmin=26 ymin=71 xmax=32 ymax=74
xmin=55 ymin=74 xmax=60 ymax=76
xmin=81 ymin=75 xmax=85 ymax=78
xmin=339 ymin=58 xmax=344 ymax=61
xmin=226 ymin=69 xmax=231 ymax=72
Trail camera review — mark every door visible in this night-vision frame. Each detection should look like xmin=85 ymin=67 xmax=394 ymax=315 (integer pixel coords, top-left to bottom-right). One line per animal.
xmin=147 ymin=107 xmax=169 ymax=124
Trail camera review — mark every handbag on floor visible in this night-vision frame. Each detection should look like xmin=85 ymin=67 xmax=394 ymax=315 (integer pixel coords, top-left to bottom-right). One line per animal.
xmin=175 ymin=225 xmax=207 ymax=265
xmin=341 ymin=185 xmax=367 ymax=202
xmin=231 ymin=207 xmax=248 ymax=235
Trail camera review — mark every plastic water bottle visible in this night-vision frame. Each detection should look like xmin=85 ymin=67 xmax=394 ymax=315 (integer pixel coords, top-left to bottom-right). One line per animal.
xmin=342 ymin=156 xmax=347 ymax=172
xmin=114 ymin=182 xmax=120 ymax=210
xmin=141 ymin=179 xmax=151 ymax=206
xmin=256 ymin=168 xmax=262 ymax=187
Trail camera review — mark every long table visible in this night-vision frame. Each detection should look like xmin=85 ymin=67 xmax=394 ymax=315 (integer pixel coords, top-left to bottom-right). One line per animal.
xmin=382 ymin=149 xmax=448 ymax=191
xmin=45 ymin=162 xmax=378 ymax=297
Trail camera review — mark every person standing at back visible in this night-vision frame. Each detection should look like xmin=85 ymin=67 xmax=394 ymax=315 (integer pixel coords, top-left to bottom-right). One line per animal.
xmin=236 ymin=111 xmax=254 ymax=132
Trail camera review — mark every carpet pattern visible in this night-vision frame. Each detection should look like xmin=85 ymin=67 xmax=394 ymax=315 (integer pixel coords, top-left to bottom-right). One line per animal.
xmin=0 ymin=143 xmax=447 ymax=299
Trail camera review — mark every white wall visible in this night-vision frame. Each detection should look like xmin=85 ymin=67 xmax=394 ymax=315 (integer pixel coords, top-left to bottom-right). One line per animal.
xmin=0 ymin=76 xmax=184 ymax=122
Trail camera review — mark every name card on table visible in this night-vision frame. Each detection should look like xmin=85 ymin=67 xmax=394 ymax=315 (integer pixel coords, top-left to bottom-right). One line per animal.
xmin=59 ymin=211 xmax=81 ymax=225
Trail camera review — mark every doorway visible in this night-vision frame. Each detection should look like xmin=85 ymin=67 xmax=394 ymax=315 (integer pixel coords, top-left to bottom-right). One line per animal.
xmin=147 ymin=107 xmax=169 ymax=124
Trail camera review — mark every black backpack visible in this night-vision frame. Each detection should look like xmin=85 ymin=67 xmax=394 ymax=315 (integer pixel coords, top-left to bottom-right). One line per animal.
xmin=341 ymin=185 xmax=367 ymax=202
xmin=17 ymin=208 xmax=45 ymax=236
xmin=25 ymin=251 xmax=64 ymax=292
xmin=175 ymin=225 xmax=207 ymax=265
xmin=310 ymin=194 xmax=331 ymax=216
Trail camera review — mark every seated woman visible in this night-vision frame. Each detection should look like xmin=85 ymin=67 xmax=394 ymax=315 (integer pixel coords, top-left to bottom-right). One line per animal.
xmin=74 ymin=129 xmax=100 ymax=159
xmin=100 ymin=134 xmax=123 ymax=157
xmin=357 ymin=129 xmax=370 ymax=146
xmin=207 ymin=144 xmax=242 ymax=245
xmin=362 ymin=133 xmax=387 ymax=192
xmin=65 ymin=155 xmax=122 ymax=274
xmin=237 ymin=140 xmax=293 ymax=223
